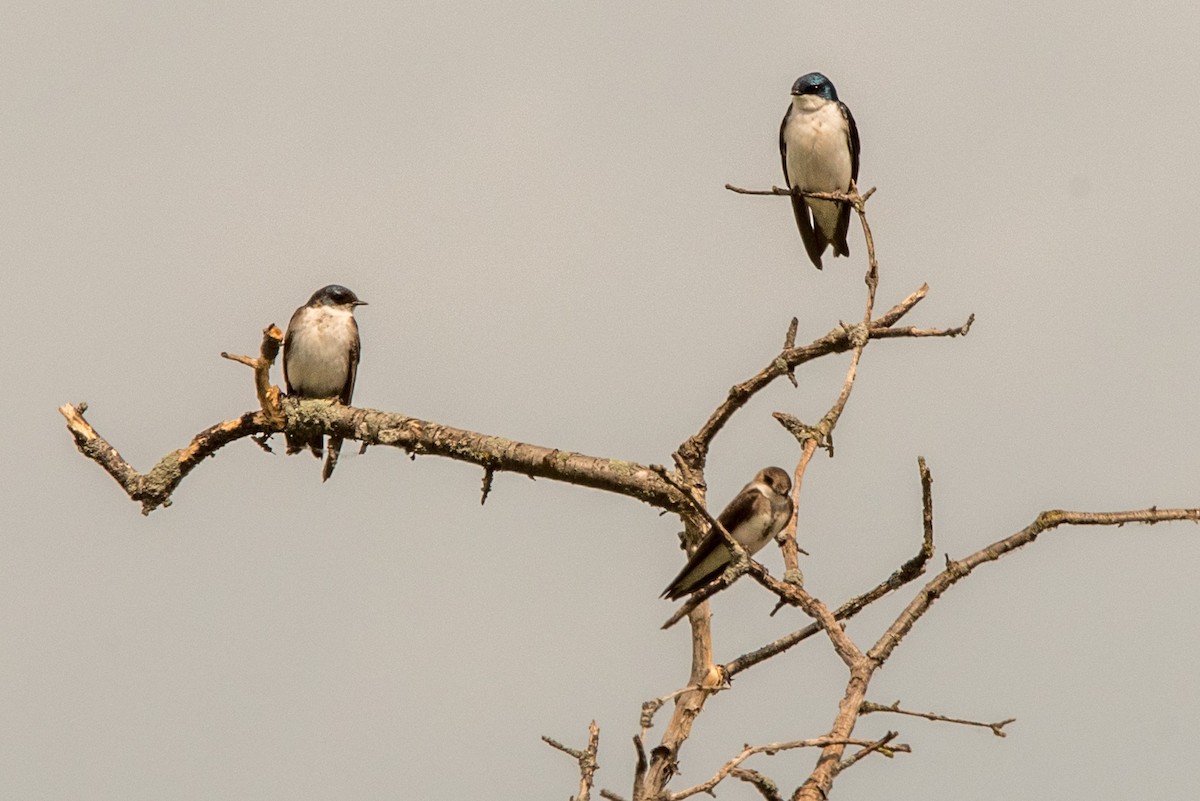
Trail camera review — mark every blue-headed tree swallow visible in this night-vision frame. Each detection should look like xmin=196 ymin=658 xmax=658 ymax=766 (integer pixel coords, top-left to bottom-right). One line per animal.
xmin=780 ymin=72 xmax=861 ymax=269
xmin=661 ymin=466 xmax=794 ymax=600
xmin=283 ymin=284 xmax=367 ymax=481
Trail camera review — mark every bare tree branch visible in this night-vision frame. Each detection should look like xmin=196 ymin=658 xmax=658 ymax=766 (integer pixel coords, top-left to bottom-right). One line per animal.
xmin=639 ymin=677 xmax=726 ymax=741
xmin=543 ymin=720 xmax=601 ymax=801
xmin=675 ymin=282 xmax=961 ymax=469
xmin=668 ymin=735 xmax=909 ymax=801
xmin=220 ymin=323 xmax=286 ymax=427
xmin=722 ymin=185 xmax=877 ymax=206
xmin=869 ymin=316 xmax=974 ymax=339
xmin=60 ymin=397 xmax=683 ymax=515
xmin=730 ymin=768 xmax=783 ymax=801
xmin=861 ymin=700 xmax=1015 ymax=737
xmin=59 ymin=402 xmax=273 ymax=514
xmin=867 ymin=506 xmax=1200 ymax=665
xmin=830 ymin=730 xmax=904 ymax=777
xmin=785 ymin=502 xmax=1200 ymax=801
xmin=769 ymin=195 xmax=880 ymax=605
xmin=61 ymin=282 xmax=962 ymax=518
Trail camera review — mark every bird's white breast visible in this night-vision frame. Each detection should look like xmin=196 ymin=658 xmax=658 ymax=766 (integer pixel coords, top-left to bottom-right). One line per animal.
xmin=285 ymin=306 xmax=356 ymax=398
xmin=783 ymin=96 xmax=853 ymax=190
xmin=783 ymin=96 xmax=853 ymax=237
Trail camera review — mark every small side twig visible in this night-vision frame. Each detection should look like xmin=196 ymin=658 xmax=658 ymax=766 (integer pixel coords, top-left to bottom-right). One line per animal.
xmin=676 ymin=282 xmax=945 ymax=470
xmin=480 ymin=465 xmax=495 ymax=505
xmin=220 ymin=323 xmax=285 ymax=427
xmin=869 ymin=314 xmax=975 ymax=340
xmin=542 ymin=720 xmax=601 ymax=801
xmin=729 ymin=768 xmax=783 ymax=801
xmin=917 ymin=456 xmax=934 ymax=555
xmin=861 ymin=700 xmax=1015 ymax=737
xmin=831 ymin=731 xmax=904 ymax=776
xmin=631 ymin=735 xmax=648 ymax=801
xmin=782 ymin=317 xmax=799 ymax=388
xmin=668 ymin=736 xmax=908 ymax=801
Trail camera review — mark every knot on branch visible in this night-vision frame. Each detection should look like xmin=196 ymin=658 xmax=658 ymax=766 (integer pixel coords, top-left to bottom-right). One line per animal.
xmin=772 ymin=412 xmax=832 ymax=456
xmin=783 ymin=567 xmax=805 ymax=587
xmin=842 ymin=322 xmax=870 ymax=349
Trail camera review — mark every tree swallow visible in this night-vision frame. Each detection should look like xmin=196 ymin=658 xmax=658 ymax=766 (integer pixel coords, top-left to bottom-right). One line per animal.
xmin=282 ymin=284 xmax=367 ymax=481
xmin=661 ymin=466 xmax=794 ymax=600
xmin=779 ymin=72 xmax=861 ymax=269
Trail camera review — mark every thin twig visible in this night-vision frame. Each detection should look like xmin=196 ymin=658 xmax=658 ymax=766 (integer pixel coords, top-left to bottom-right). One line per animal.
xmin=868 ymin=506 xmax=1200 ymax=664
xmin=723 ymin=185 xmax=877 ymax=205
xmin=640 ymin=682 xmax=724 ymax=738
xmin=831 ymin=730 xmax=904 ymax=776
xmin=668 ymin=736 xmax=907 ymax=801
xmin=769 ymin=195 xmax=880 ymax=615
xmin=868 ymin=314 xmax=974 ymax=339
xmin=542 ymin=721 xmax=601 ymax=801
xmin=220 ymin=323 xmax=286 ymax=427
xmin=631 ymin=735 xmax=648 ymax=801
xmin=746 ymin=564 xmax=865 ymax=668
xmin=480 ymin=465 xmax=495 ymax=505
xmin=676 ymin=283 xmax=954 ymax=469
xmin=783 ymin=317 xmax=799 ymax=388
xmin=861 ymin=700 xmax=1015 ymax=737
xmin=729 ymin=768 xmax=783 ymax=801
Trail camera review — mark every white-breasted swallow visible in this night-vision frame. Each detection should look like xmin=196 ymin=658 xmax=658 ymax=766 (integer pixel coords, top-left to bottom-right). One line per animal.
xmin=661 ymin=466 xmax=794 ymax=600
xmin=282 ymin=284 xmax=367 ymax=481
xmin=780 ymin=72 xmax=861 ymax=269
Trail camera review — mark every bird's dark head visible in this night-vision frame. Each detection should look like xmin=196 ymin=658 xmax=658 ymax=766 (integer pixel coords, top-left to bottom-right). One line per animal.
xmin=758 ymin=466 xmax=793 ymax=496
xmin=307 ymin=284 xmax=368 ymax=308
xmin=790 ymin=72 xmax=838 ymax=101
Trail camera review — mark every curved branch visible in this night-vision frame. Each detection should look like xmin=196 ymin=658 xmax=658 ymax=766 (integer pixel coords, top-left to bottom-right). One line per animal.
xmin=867 ymin=506 xmax=1200 ymax=664
xmin=59 ymin=402 xmax=270 ymax=514
xmin=59 ymin=397 xmax=683 ymax=515
xmin=790 ymin=503 xmax=1200 ymax=801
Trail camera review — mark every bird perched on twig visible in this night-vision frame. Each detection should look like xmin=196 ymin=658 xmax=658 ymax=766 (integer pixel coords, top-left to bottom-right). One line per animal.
xmin=282 ymin=284 xmax=367 ymax=481
xmin=780 ymin=72 xmax=861 ymax=269
xmin=661 ymin=466 xmax=794 ymax=600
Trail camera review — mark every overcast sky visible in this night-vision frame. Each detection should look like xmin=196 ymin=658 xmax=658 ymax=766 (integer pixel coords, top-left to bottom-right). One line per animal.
xmin=5 ymin=2 xmax=1200 ymax=799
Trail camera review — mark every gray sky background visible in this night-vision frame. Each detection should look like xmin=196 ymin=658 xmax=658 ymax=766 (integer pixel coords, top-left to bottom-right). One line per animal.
xmin=4 ymin=2 xmax=1200 ymax=798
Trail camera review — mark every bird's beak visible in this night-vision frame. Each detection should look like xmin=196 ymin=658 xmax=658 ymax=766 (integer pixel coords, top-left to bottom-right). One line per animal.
xmin=354 ymin=300 xmax=369 ymax=306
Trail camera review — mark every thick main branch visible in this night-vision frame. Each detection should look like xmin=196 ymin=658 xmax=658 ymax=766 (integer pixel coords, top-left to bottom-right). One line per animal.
xmin=59 ymin=398 xmax=682 ymax=515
